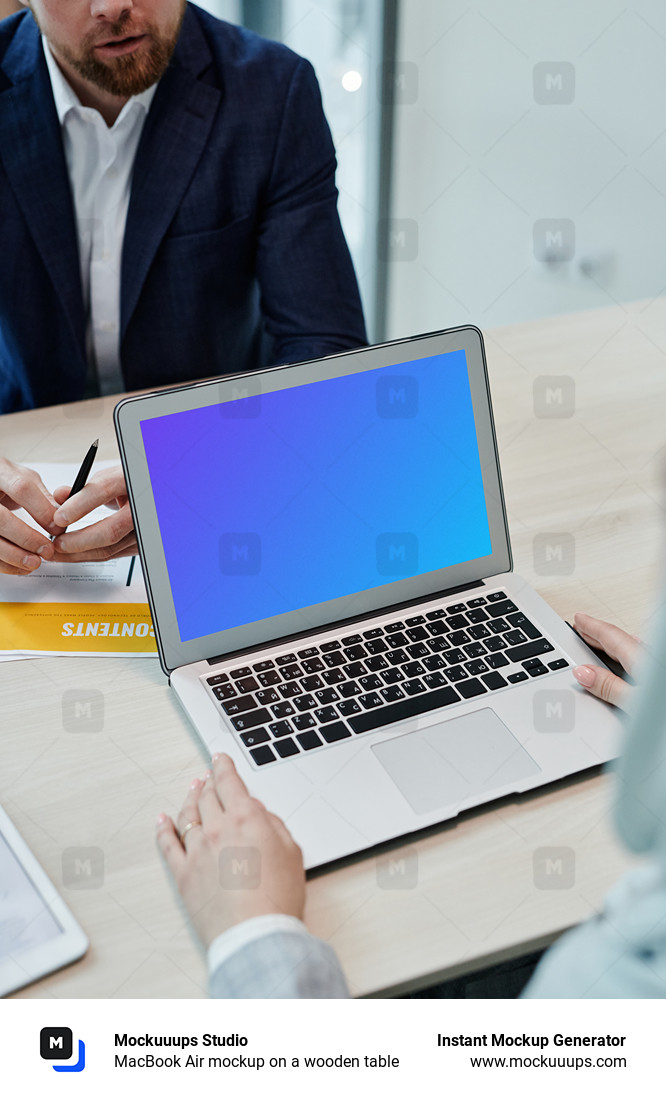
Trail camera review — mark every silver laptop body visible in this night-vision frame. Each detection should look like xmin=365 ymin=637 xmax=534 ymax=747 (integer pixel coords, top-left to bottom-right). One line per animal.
xmin=115 ymin=327 xmax=623 ymax=869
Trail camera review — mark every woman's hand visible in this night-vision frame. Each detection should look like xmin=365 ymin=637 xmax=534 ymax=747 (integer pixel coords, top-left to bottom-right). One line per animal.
xmin=571 ymin=611 xmax=642 ymax=712
xmin=156 ymin=754 xmax=306 ymax=948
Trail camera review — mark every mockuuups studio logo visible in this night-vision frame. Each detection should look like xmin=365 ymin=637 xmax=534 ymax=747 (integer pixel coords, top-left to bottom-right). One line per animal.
xmin=40 ymin=1027 xmax=86 ymax=1073
xmin=219 ymin=533 xmax=261 ymax=575
xmin=376 ymin=532 xmax=418 ymax=577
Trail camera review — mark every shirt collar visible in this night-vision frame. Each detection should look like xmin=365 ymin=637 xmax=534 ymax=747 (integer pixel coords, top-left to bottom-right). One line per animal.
xmin=42 ymin=36 xmax=158 ymax=127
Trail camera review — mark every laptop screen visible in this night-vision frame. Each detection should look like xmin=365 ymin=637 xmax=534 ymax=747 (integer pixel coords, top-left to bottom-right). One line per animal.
xmin=140 ymin=349 xmax=492 ymax=644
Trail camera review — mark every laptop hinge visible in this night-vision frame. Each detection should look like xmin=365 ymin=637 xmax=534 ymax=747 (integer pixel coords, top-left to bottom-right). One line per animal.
xmin=206 ymin=579 xmax=487 ymax=667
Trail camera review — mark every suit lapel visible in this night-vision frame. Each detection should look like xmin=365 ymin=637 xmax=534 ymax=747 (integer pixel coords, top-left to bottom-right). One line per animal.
xmin=121 ymin=8 xmax=221 ymax=339
xmin=0 ymin=16 xmax=85 ymax=357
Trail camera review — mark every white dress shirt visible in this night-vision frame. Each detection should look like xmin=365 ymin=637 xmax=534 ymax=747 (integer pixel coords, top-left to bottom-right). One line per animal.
xmin=42 ymin=39 xmax=157 ymax=396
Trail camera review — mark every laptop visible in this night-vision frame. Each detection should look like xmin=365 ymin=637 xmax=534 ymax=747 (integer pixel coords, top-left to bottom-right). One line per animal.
xmin=114 ymin=326 xmax=624 ymax=869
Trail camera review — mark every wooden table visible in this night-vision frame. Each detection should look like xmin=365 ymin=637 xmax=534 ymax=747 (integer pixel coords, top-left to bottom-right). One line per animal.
xmin=3 ymin=300 xmax=664 ymax=998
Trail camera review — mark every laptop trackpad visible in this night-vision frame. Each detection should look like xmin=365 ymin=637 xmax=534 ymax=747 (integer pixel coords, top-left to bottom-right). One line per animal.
xmin=372 ymin=707 xmax=541 ymax=815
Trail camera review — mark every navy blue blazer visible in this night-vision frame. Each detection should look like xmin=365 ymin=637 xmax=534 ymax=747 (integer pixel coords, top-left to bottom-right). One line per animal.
xmin=0 ymin=5 xmax=367 ymax=413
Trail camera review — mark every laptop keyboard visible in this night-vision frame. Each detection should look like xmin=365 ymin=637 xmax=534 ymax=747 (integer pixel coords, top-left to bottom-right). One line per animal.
xmin=204 ymin=591 xmax=569 ymax=768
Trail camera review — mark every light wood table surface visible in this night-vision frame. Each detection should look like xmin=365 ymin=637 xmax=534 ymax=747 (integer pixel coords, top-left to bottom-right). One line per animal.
xmin=2 ymin=299 xmax=665 ymax=998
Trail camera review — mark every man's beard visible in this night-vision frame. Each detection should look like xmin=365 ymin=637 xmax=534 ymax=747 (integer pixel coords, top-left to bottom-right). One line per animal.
xmin=46 ymin=3 xmax=186 ymax=99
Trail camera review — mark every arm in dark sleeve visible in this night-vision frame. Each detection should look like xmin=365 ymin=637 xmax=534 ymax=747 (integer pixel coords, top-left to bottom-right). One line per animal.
xmin=256 ymin=57 xmax=368 ymax=364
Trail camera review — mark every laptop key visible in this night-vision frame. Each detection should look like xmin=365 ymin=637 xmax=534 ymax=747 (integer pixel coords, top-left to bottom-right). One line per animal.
xmin=406 ymin=615 xmax=426 ymax=627
xmin=487 ymin=591 xmax=507 ymax=602
xmin=258 ymin=669 xmax=281 ymax=687
xmin=406 ymin=626 xmax=428 ymax=642
xmin=348 ymin=684 xmax=460 ymax=734
xmin=298 ymin=647 xmax=319 ymax=659
xmin=425 ymin=608 xmax=447 ymax=620
xmin=345 ymin=661 xmax=367 ymax=678
xmin=482 ymin=671 xmax=508 ymax=691
xmin=466 ymin=608 xmax=489 ymax=623
xmin=343 ymin=645 xmax=367 ymax=662
xmin=301 ymin=674 xmax=324 ymax=692
xmin=320 ymin=721 xmax=352 ymax=743
xmin=363 ymin=627 xmax=384 ymax=639
xmin=504 ymin=629 xmax=527 ymax=647
xmin=279 ymin=681 xmax=302 ymax=698
xmin=360 ymin=674 xmax=383 ymax=691
xmin=407 ymin=642 xmax=429 ymax=659
xmin=448 ymin=603 xmax=468 ymax=614
xmin=457 ymin=678 xmax=487 ymax=699
xmin=237 ymin=675 xmax=260 ymax=694
xmin=322 ymin=668 xmax=346 ymax=684
xmin=207 ymin=673 xmax=229 ymax=686
xmin=486 ymin=599 xmax=518 ymax=618
xmin=281 ymin=663 xmax=304 ymax=680
xmin=314 ymin=706 xmax=339 ymax=724
xmin=486 ymin=653 xmax=509 ymax=669
xmin=276 ymin=653 xmax=297 ymax=665
xmin=338 ymin=699 xmax=362 ymax=715
xmin=231 ymin=707 xmax=271 ymax=731
xmin=321 ymin=639 xmax=341 ymax=652
xmin=449 ymin=629 xmax=469 ymax=646
xmin=250 ymin=745 xmax=276 ymax=766
xmin=297 ymin=730 xmax=323 ymax=750
xmin=292 ymin=714 xmax=316 ymax=730
xmin=365 ymin=654 xmax=388 ymax=671
xmin=427 ymin=637 xmax=449 ymax=652
xmin=293 ymin=694 xmax=317 ymax=711
xmin=423 ymin=654 xmax=445 ymax=670
xmin=385 ymin=621 xmax=405 ymax=633
xmin=223 ymin=696 xmax=257 ymax=716
xmin=548 ymin=658 xmax=569 ymax=670
xmin=424 ymin=672 xmax=447 ymax=689
xmin=323 ymin=651 xmax=346 ymax=668
xmin=272 ymin=701 xmax=295 ymax=718
xmin=253 ymin=660 xmax=274 ymax=673
xmin=487 ymin=619 xmax=510 ymax=634
xmin=315 ymin=687 xmax=339 ymax=704
xmin=230 ymin=666 xmax=253 ymax=679
xmin=508 ymin=671 xmax=528 ymax=683
xmin=359 ymin=692 xmax=383 ymax=709
xmin=341 ymin=633 xmax=363 ymax=645
xmin=403 ymin=678 xmax=427 ymax=696
xmin=463 ymin=642 xmax=486 ymax=659
xmin=427 ymin=620 xmax=449 ymax=637
xmin=506 ymin=612 xmax=541 ymax=639
xmin=256 ymin=688 xmax=280 ymax=706
xmin=386 ymin=632 xmax=408 ymax=649
xmin=365 ymin=638 xmax=388 ymax=654
xmin=507 ymin=638 xmax=555 ymax=662
xmin=468 ymin=624 xmax=491 ymax=639
xmin=338 ymin=680 xmax=361 ymax=697
xmin=240 ymin=728 xmax=270 ymax=747
xmin=381 ymin=668 xmax=405 ymax=684
xmin=386 ymin=649 xmax=409 ymax=666
xmin=484 ymin=636 xmax=507 ymax=652
xmin=269 ymin=720 xmax=294 ymax=738
xmin=403 ymin=660 xmax=425 ymax=678
xmin=447 ymin=614 xmax=468 ymax=630
xmin=444 ymin=648 xmax=466 ymax=665
xmin=526 ymin=663 xmax=549 ymax=677
xmin=445 ymin=665 xmax=468 ymax=682
xmin=467 ymin=597 xmax=487 ymax=607
xmin=302 ymin=657 xmax=325 ymax=674
xmin=380 ymin=686 xmax=405 ymax=703
xmin=213 ymin=683 xmax=237 ymax=700
xmin=465 ymin=660 xmax=488 ymax=676
xmin=274 ymin=737 xmax=300 ymax=758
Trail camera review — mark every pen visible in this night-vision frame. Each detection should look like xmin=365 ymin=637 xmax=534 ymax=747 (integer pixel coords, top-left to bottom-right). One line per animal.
xmin=50 ymin=439 xmax=99 ymax=542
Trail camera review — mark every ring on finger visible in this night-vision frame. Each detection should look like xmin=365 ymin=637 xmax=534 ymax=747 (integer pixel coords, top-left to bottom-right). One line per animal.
xmin=179 ymin=820 xmax=202 ymax=843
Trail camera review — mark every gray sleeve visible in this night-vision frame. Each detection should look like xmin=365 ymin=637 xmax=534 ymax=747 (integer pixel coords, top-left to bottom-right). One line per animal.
xmin=209 ymin=930 xmax=351 ymax=999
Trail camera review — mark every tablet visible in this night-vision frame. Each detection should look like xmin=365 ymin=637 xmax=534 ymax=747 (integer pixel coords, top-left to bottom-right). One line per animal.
xmin=0 ymin=806 xmax=88 ymax=996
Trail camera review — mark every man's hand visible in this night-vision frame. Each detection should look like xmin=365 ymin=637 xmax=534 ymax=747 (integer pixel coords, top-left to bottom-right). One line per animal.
xmin=51 ymin=466 xmax=137 ymax=561
xmin=156 ymin=754 xmax=306 ymax=948
xmin=0 ymin=458 xmax=58 ymax=574
xmin=572 ymin=611 xmax=641 ymax=711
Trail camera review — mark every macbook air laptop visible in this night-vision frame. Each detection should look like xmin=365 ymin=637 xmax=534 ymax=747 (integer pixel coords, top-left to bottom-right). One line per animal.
xmin=114 ymin=326 xmax=624 ymax=869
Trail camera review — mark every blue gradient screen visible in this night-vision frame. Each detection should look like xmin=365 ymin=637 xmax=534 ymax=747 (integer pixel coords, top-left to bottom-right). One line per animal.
xmin=140 ymin=350 xmax=492 ymax=642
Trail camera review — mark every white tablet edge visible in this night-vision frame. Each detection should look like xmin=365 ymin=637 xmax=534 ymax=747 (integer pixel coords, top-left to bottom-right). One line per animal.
xmin=0 ymin=805 xmax=89 ymax=997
